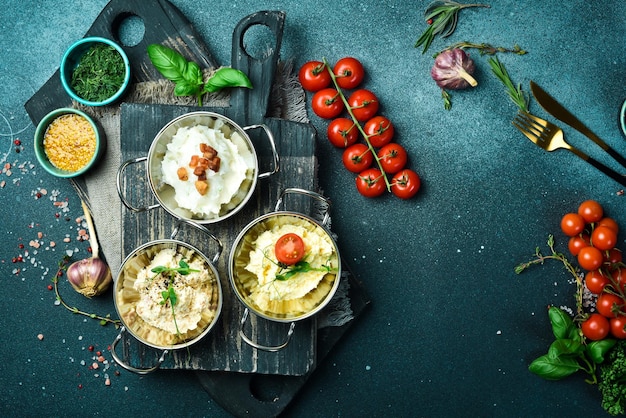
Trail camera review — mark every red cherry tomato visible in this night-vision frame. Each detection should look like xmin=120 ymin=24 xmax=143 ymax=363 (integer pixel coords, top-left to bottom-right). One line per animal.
xmin=363 ymin=116 xmax=394 ymax=147
xmin=605 ymin=248 xmax=623 ymax=266
xmin=611 ymin=267 xmax=626 ymax=292
xmin=333 ymin=57 xmax=365 ymax=90
xmin=356 ymin=168 xmax=386 ymax=198
xmin=560 ymin=212 xmax=586 ymax=237
xmin=342 ymin=143 xmax=373 ymax=173
xmin=377 ymin=143 xmax=408 ymax=174
xmin=327 ymin=118 xmax=358 ymax=148
xmin=298 ymin=61 xmax=331 ymax=92
xmin=577 ymin=246 xmax=604 ymax=271
xmin=274 ymin=233 xmax=305 ymax=265
xmin=581 ymin=313 xmax=610 ymax=340
xmin=592 ymin=225 xmax=618 ymax=251
xmin=568 ymin=234 xmax=590 ymax=256
xmin=348 ymin=89 xmax=379 ymax=121
xmin=391 ymin=169 xmax=421 ymax=199
xmin=596 ymin=293 xmax=625 ymax=318
xmin=598 ymin=217 xmax=619 ymax=233
xmin=611 ymin=317 xmax=626 ymax=339
xmin=311 ymin=88 xmax=344 ymax=119
xmin=578 ymin=199 xmax=604 ymax=223
xmin=585 ymin=270 xmax=610 ymax=294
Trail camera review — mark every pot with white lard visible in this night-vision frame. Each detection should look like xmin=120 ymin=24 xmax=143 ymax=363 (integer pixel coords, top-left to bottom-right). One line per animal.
xmin=111 ymin=220 xmax=223 ymax=374
xmin=228 ymin=188 xmax=341 ymax=351
xmin=116 ymin=111 xmax=279 ymax=224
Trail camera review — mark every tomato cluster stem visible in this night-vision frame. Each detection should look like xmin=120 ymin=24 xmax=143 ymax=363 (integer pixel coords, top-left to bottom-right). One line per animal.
xmin=322 ymin=57 xmax=392 ymax=191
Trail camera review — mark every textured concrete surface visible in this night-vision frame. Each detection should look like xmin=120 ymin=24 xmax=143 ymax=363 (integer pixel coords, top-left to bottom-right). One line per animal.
xmin=1 ymin=1 xmax=626 ymax=416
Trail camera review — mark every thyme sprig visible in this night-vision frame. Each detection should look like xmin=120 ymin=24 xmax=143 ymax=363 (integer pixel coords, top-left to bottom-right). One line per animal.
xmin=488 ymin=56 xmax=529 ymax=112
xmin=415 ymin=1 xmax=490 ymax=54
xmin=438 ymin=42 xmax=527 ymax=57
xmin=51 ymin=255 xmax=121 ymax=327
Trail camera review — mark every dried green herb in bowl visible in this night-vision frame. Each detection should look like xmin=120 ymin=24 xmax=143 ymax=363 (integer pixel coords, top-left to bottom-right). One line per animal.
xmin=60 ymin=37 xmax=131 ymax=106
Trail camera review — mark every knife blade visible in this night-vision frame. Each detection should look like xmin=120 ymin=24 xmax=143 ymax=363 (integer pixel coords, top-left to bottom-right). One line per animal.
xmin=530 ymin=80 xmax=626 ymax=170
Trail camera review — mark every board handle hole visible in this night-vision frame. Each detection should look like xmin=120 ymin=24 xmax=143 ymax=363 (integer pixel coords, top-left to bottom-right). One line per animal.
xmin=242 ymin=24 xmax=276 ymax=60
xmin=115 ymin=14 xmax=145 ymax=47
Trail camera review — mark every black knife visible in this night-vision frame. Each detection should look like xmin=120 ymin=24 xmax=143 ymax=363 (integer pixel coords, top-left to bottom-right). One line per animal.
xmin=530 ymin=80 xmax=626 ymax=170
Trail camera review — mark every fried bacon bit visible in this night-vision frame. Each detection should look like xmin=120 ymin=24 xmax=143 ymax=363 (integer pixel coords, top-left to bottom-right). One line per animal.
xmin=189 ymin=155 xmax=200 ymax=168
xmin=177 ymin=167 xmax=188 ymax=181
xmin=195 ymin=180 xmax=209 ymax=195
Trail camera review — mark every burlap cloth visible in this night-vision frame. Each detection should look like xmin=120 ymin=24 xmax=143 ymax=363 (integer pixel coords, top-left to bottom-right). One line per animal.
xmin=73 ymin=62 xmax=353 ymax=328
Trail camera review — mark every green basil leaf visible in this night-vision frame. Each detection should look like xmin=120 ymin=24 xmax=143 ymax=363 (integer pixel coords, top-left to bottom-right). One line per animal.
xmin=151 ymin=266 xmax=166 ymax=273
xmin=147 ymin=44 xmax=188 ymax=83
xmin=179 ymin=260 xmax=190 ymax=269
xmin=548 ymin=339 xmax=584 ymax=358
xmin=587 ymin=339 xmax=617 ymax=364
xmin=174 ymin=79 xmax=201 ymax=97
xmin=528 ymin=354 xmax=580 ymax=380
xmin=204 ymin=67 xmax=253 ymax=93
xmin=169 ymin=288 xmax=177 ymax=307
xmin=183 ymin=61 xmax=204 ymax=85
xmin=548 ymin=306 xmax=574 ymax=340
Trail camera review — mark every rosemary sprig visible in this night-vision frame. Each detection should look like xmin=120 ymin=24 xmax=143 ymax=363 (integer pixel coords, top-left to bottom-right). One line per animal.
xmin=51 ymin=256 xmax=121 ymax=327
xmin=438 ymin=42 xmax=527 ymax=56
xmin=488 ymin=56 xmax=529 ymax=112
xmin=415 ymin=1 xmax=490 ymax=54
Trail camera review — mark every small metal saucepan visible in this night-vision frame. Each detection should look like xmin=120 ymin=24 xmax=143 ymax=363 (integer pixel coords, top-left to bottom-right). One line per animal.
xmin=116 ymin=111 xmax=279 ymax=224
xmin=111 ymin=220 xmax=223 ymax=374
xmin=228 ymin=188 xmax=341 ymax=352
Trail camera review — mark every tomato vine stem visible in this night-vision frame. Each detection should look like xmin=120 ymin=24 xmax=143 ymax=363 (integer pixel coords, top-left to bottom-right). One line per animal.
xmin=322 ymin=57 xmax=392 ymax=191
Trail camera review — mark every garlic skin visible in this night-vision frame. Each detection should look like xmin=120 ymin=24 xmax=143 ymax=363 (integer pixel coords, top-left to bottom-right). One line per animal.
xmin=431 ymin=48 xmax=478 ymax=89
xmin=67 ymin=257 xmax=112 ymax=298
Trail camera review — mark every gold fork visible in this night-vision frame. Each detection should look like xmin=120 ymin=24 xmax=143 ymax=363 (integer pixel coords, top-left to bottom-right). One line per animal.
xmin=512 ymin=112 xmax=626 ymax=188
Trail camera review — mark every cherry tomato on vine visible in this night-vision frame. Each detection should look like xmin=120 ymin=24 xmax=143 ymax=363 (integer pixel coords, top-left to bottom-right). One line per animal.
xmin=611 ymin=267 xmax=626 ymax=292
xmin=598 ymin=217 xmax=619 ymax=233
xmin=391 ymin=169 xmax=421 ymax=199
xmin=274 ymin=233 xmax=305 ymax=265
xmin=377 ymin=143 xmax=408 ymax=174
xmin=578 ymin=199 xmax=604 ymax=223
xmin=348 ymin=89 xmax=379 ymax=121
xmin=363 ymin=115 xmax=394 ymax=147
xmin=611 ymin=317 xmax=626 ymax=339
xmin=581 ymin=313 xmax=610 ymax=340
xmin=592 ymin=225 xmax=618 ymax=251
xmin=568 ymin=234 xmax=590 ymax=256
xmin=605 ymin=248 xmax=623 ymax=265
xmin=356 ymin=168 xmax=386 ymax=198
xmin=327 ymin=118 xmax=358 ymax=148
xmin=342 ymin=143 xmax=373 ymax=173
xmin=311 ymin=88 xmax=344 ymax=119
xmin=298 ymin=61 xmax=331 ymax=92
xmin=597 ymin=293 xmax=625 ymax=318
xmin=560 ymin=212 xmax=586 ymax=237
xmin=577 ymin=245 xmax=604 ymax=271
xmin=333 ymin=57 xmax=365 ymax=90
xmin=585 ymin=270 xmax=610 ymax=294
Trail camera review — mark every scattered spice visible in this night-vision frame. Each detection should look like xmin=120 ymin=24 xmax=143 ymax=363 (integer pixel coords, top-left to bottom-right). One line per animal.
xmin=71 ymin=43 xmax=126 ymax=102
xmin=43 ymin=114 xmax=96 ymax=172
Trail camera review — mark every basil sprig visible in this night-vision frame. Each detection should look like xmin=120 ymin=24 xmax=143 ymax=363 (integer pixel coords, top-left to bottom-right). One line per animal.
xmin=147 ymin=44 xmax=253 ymax=106
xmin=529 ymin=306 xmax=616 ymax=383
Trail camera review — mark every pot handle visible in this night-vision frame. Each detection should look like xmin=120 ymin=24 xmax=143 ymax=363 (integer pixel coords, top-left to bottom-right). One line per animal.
xmin=275 ymin=188 xmax=332 ymax=227
xmin=243 ymin=124 xmax=279 ymax=179
xmin=116 ymin=156 xmax=160 ymax=213
xmin=239 ymin=308 xmax=295 ymax=352
xmin=170 ymin=219 xmax=223 ymax=265
xmin=110 ymin=326 xmax=169 ymax=375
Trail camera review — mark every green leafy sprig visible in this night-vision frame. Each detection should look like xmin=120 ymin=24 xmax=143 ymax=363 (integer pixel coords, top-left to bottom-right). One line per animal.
xmin=438 ymin=42 xmax=527 ymax=57
xmin=275 ymin=260 xmax=333 ymax=281
xmin=51 ymin=256 xmax=121 ymax=327
xmin=71 ymin=43 xmax=126 ymax=102
xmin=488 ymin=56 xmax=529 ymax=112
xmin=151 ymin=259 xmax=199 ymax=338
xmin=415 ymin=1 xmax=490 ymax=54
xmin=147 ymin=44 xmax=253 ymax=106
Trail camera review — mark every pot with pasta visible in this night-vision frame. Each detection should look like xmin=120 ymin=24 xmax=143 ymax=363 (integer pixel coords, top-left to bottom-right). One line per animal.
xmin=111 ymin=220 xmax=223 ymax=374
xmin=228 ymin=188 xmax=341 ymax=352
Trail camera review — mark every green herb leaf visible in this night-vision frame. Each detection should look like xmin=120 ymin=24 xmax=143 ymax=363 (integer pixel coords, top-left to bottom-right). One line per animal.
xmin=147 ymin=44 xmax=188 ymax=82
xmin=488 ymin=56 xmax=529 ymax=112
xmin=548 ymin=339 xmax=584 ymax=358
xmin=548 ymin=306 xmax=575 ymax=340
xmin=204 ymin=67 xmax=253 ymax=93
xmin=529 ymin=354 xmax=580 ymax=380
xmin=587 ymin=339 xmax=617 ymax=364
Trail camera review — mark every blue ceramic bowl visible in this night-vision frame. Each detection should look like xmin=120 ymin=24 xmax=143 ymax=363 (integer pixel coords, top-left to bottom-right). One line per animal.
xmin=60 ymin=37 xmax=130 ymax=106
xmin=34 ymin=108 xmax=105 ymax=178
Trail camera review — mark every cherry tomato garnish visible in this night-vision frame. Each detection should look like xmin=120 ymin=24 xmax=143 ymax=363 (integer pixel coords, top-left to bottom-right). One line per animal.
xmin=274 ymin=233 xmax=305 ymax=265
xmin=327 ymin=118 xmax=358 ymax=148
xmin=391 ymin=169 xmax=421 ymax=199
xmin=311 ymin=88 xmax=344 ymax=119
xmin=298 ymin=61 xmax=331 ymax=92
xmin=577 ymin=199 xmax=604 ymax=223
xmin=581 ymin=313 xmax=610 ymax=340
xmin=348 ymin=89 xmax=379 ymax=121
xmin=377 ymin=143 xmax=408 ymax=174
xmin=356 ymin=168 xmax=386 ymax=198
xmin=333 ymin=57 xmax=365 ymax=90
xmin=364 ymin=116 xmax=394 ymax=148
xmin=342 ymin=143 xmax=373 ymax=173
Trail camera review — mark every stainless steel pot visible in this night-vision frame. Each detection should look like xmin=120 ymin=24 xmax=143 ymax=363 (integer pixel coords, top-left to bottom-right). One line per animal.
xmin=228 ymin=188 xmax=341 ymax=351
xmin=116 ymin=111 xmax=279 ymax=224
xmin=111 ymin=220 xmax=223 ymax=374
